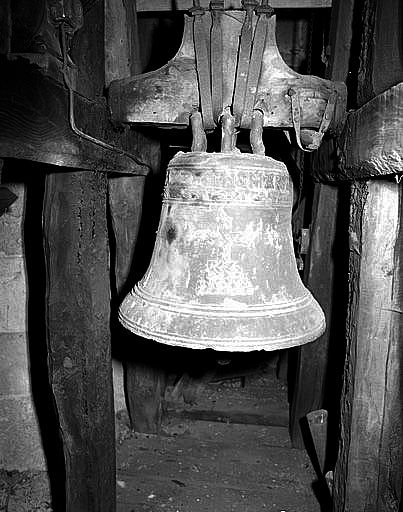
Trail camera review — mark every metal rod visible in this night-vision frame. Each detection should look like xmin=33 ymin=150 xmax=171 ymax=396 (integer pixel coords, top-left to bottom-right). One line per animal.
xmin=190 ymin=112 xmax=208 ymax=152
xmin=220 ymin=107 xmax=238 ymax=153
xmin=250 ymin=109 xmax=265 ymax=155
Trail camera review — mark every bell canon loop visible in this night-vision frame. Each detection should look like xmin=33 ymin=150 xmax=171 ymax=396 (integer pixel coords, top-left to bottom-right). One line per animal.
xmin=119 ymin=151 xmax=325 ymax=351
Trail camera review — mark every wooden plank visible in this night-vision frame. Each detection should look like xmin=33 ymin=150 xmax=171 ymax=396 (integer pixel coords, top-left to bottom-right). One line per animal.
xmin=70 ymin=0 xmax=105 ymax=99
xmin=43 ymin=170 xmax=115 ymax=512
xmin=105 ymin=0 xmax=167 ymax=434
xmin=332 ymin=1 xmax=403 ymax=509
xmin=289 ymin=183 xmax=341 ymax=448
xmin=0 ymin=55 xmax=147 ymax=175
xmin=289 ymin=0 xmax=354 ymax=449
xmin=354 ymin=0 xmax=403 ymax=107
xmin=136 ymin=0 xmax=332 ymax=10
xmin=166 ymin=407 xmax=289 ymax=427
xmin=314 ymin=0 xmax=402 ymax=184
xmin=333 ymin=180 xmax=402 ymax=511
xmin=337 ymin=83 xmax=403 ymax=179
xmin=167 ymin=363 xmax=289 ymax=428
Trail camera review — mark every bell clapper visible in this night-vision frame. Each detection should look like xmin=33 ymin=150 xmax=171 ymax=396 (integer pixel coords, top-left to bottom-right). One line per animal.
xmin=250 ymin=109 xmax=265 ymax=155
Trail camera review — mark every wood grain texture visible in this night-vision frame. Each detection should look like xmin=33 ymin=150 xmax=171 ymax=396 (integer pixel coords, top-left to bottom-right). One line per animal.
xmin=0 ymin=56 xmax=147 ymax=175
xmin=337 ymin=83 xmax=403 ymax=179
xmin=289 ymin=183 xmax=340 ymax=448
xmin=355 ymin=0 xmax=403 ymax=107
xmin=333 ymin=181 xmax=368 ymax=511
xmin=109 ymin=13 xmax=346 ymax=131
xmin=332 ymin=1 xmax=403 ymax=509
xmin=70 ymin=0 xmax=105 ymax=99
xmin=43 ymin=170 xmax=116 ymax=512
xmin=334 ymin=180 xmax=402 ymax=512
xmin=105 ymin=0 xmax=167 ymax=434
xmin=118 ymin=138 xmax=166 ymax=434
xmin=289 ymin=0 xmax=353 ymax=449
xmin=136 ymin=0 xmax=332 ymax=10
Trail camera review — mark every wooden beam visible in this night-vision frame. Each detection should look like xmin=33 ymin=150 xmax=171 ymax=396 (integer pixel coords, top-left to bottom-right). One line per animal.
xmin=337 ymin=83 xmax=403 ymax=180
xmin=289 ymin=182 xmax=341 ymax=448
xmin=289 ymin=0 xmax=353 ymax=449
xmin=43 ymin=170 xmax=116 ymax=512
xmin=333 ymin=180 xmax=403 ymax=511
xmin=136 ymin=0 xmax=332 ymax=10
xmin=0 ymin=56 xmax=147 ymax=175
xmin=354 ymin=0 xmax=403 ymax=107
xmin=105 ymin=0 xmax=167 ymax=434
xmin=332 ymin=1 xmax=403 ymax=508
xmin=109 ymin=14 xmax=346 ymax=131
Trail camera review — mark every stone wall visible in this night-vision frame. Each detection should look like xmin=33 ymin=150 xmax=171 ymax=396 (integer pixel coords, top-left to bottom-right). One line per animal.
xmin=0 ymin=182 xmax=46 ymax=470
xmin=0 ymin=176 xmax=127 ymax=471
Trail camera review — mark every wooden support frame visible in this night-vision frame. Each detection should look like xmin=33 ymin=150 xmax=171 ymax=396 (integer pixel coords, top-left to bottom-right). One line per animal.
xmin=337 ymin=83 xmax=403 ymax=179
xmin=289 ymin=0 xmax=354 ymax=449
xmin=43 ymin=170 xmax=116 ymax=512
xmin=106 ymin=0 xmax=167 ymax=434
xmin=327 ymin=0 xmax=403 ymax=509
xmin=289 ymin=182 xmax=341 ymax=448
xmin=0 ymin=56 xmax=147 ymax=176
xmin=136 ymin=0 xmax=332 ymax=11
xmin=333 ymin=180 xmax=402 ymax=511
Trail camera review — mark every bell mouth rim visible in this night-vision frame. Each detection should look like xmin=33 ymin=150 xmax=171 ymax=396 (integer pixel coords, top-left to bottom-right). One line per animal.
xmin=123 ymin=285 xmax=319 ymax=317
xmin=118 ymin=311 xmax=326 ymax=352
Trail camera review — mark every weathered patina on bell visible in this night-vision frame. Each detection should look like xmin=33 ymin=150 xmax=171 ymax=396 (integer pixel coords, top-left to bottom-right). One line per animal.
xmin=119 ymin=151 xmax=325 ymax=351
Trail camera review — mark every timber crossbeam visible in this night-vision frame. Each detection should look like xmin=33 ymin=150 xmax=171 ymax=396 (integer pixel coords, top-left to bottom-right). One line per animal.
xmin=136 ymin=0 xmax=332 ymax=11
xmin=0 ymin=56 xmax=148 ymax=175
xmin=338 ymin=83 xmax=402 ymax=179
xmin=314 ymin=83 xmax=403 ymax=183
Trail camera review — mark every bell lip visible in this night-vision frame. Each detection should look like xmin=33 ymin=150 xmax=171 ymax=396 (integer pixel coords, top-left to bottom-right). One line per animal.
xmin=118 ymin=286 xmax=326 ymax=352
xmin=118 ymin=309 xmax=326 ymax=352
xmin=130 ymin=285 xmax=316 ymax=317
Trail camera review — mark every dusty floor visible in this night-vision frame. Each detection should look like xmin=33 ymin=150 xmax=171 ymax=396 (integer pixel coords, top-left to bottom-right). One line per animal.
xmin=116 ymin=420 xmax=322 ymax=512
xmin=0 ymin=356 xmax=329 ymax=511
xmin=116 ymin=356 xmax=326 ymax=511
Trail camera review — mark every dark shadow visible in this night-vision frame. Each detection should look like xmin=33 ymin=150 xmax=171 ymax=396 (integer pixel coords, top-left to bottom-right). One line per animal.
xmin=322 ymin=182 xmax=350 ymax=470
xmin=2 ymin=159 xmax=66 ymax=511
xmin=299 ymin=416 xmax=332 ymax=511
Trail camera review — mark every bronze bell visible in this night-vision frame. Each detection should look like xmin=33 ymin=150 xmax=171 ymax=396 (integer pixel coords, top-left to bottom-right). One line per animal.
xmin=119 ymin=151 xmax=325 ymax=351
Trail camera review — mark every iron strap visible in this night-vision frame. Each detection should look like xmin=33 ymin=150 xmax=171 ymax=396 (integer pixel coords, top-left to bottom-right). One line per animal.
xmin=240 ymin=11 xmax=269 ymax=129
xmin=211 ymin=1 xmax=225 ymax=123
xmin=191 ymin=6 xmax=215 ymax=131
xmin=232 ymin=2 xmax=256 ymax=126
xmin=289 ymin=88 xmax=337 ymax=152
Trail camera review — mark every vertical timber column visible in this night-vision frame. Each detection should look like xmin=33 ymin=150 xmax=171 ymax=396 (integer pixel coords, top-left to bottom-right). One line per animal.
xmin=289 ymin=182 xmax=340 ymax=447
xmin=106 ymin=0 xmax=165 ymax=434
xmin=333 ymin=181 xmax=402 ymax=511
xmin=289 ymin=0 xmax=354 ymax=448
xmin=43 ymin=170 xmax=115 ymax=512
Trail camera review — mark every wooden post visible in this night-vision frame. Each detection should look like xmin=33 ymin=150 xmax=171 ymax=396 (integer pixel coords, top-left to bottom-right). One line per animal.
xmin=333 ymin=180 xmax=402 ymax=511
xmin=105 ymin=0 xmax=166 ymax=433
xmin=289 ymin=0 xmax=354 ymax=448
xmin=289 ymin=182 xmax=342 ymax=448
xmin=109 ymin=139 xmax=166 ymax=434
xmin=43 ymin=170 xmax=115 ymax=512
xmin=330 ymin=0 xmax=403 ymax=509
